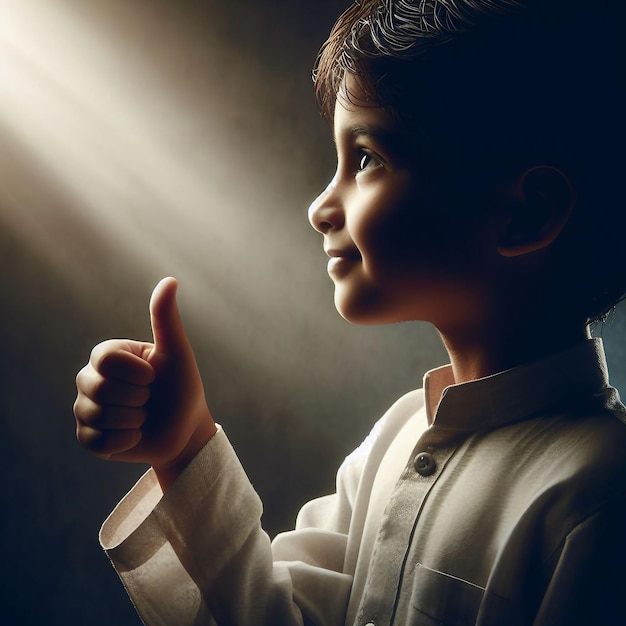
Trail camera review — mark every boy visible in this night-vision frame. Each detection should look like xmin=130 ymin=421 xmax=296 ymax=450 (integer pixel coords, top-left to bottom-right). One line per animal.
xmin=74 ymin=0 xmax=626 ymax=624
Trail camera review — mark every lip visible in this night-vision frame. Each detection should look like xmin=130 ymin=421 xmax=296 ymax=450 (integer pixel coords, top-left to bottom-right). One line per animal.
xmin=324 ymin=248 xmax=360 ymax=260
xmin=325 ymin=248 xmax=361 ymax=276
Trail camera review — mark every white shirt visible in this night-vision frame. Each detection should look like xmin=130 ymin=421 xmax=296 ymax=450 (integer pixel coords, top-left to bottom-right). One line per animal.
xmin=100 ymin=338 xmax=626 ymax=625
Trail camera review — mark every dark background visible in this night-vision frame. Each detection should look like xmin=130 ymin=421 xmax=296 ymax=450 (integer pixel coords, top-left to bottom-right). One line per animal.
xmin=1 ymin=2 xmax=625 ymax=624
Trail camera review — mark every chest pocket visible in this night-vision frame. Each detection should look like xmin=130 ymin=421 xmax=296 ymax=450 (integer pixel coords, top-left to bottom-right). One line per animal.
xmin=399 ymin=563 xmax=521 ymax=626
xmin=402 ymin=563 xmax=485 ymax=625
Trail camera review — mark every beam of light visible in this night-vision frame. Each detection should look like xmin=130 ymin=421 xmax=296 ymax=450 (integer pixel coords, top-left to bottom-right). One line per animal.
xmin=0 ymin=0 xmax=334 ymax=379
xmin=0 ymin=0 xmax=241 ymax=277
xmin=0 ymin=0 xmax=438 ymax=426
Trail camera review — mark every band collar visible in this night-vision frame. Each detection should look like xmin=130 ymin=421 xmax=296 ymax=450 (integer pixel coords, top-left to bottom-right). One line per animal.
xmin=423 ymin=338 xmax=610 ymax=432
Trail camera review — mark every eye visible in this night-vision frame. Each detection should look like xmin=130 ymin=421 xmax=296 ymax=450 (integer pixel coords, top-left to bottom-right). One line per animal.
xmin=358 ymin=151 xmax=382 ymax=172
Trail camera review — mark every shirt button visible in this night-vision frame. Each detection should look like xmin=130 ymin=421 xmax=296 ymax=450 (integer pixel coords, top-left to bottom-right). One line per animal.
xmin=364 ymin=622 xmax=376 ymax=626
xmin=414 ymin=452 xmax=437 ymax=476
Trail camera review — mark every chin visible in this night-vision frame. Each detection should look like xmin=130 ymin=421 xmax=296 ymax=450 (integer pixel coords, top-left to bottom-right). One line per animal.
xmin=333 ymin=290 xmax=409 ymax=326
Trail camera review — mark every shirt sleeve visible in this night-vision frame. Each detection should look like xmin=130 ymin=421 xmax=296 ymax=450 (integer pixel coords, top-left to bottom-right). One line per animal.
xmin=100 ymin=426 xmax=356 ymax=626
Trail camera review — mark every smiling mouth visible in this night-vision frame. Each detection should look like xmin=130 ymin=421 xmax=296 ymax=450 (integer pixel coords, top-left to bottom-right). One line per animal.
xmin=325 ymin=249 xmax=361 ymax=276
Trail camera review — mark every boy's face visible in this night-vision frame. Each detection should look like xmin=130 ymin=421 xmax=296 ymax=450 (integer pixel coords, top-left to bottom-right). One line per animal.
xmin=308 ymin=77 xmax=499 ymax=329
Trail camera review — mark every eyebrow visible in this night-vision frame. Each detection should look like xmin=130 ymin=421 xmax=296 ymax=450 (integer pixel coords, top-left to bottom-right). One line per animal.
xmin=347 ymin=123 xmax=398 ymax=140
xmin=350 ymin=123 xmax=394 ymax=137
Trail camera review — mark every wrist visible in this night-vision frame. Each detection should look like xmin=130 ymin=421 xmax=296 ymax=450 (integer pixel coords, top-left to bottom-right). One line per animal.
xmin=154 ymin=417 xmax=217 ymax=491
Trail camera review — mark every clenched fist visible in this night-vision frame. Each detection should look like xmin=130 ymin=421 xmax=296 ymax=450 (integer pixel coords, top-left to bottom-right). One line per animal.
xmin=74 ymin=277 xmax=217 ymax=489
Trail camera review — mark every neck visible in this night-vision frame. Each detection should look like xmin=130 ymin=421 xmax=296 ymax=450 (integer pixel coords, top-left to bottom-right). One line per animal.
xmin=438 ymin=315 xmax=590 ymax=385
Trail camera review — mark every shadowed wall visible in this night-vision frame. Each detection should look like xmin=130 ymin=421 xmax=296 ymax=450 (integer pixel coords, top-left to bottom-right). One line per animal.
xmin=1 ymin=1 xmax=625 ymax=625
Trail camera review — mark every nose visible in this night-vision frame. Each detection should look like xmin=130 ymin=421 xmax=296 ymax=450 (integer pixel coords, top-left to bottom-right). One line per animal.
xmin=308 ymin=175 xmax=344 ymax=234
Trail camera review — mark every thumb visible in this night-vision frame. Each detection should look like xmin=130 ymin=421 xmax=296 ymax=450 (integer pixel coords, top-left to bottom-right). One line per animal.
xmin=149 ymin=276 xmax=189 ymax=357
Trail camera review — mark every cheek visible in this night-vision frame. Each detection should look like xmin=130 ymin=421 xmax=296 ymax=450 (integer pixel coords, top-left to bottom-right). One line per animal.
xmin=360 ymin=171 xmax=447 ymax=238
xmin=352 ymin=194 xmax=453 ymax=272
xmin=355 ymin=202 xmax=489 ymax=290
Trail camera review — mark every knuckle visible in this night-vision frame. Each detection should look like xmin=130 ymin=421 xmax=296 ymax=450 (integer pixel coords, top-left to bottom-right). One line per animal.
xmin=75 ymin=422 xmax=99 ymax=448
xmin=88 ymin=377 xmax=110 ymax=403
xmin=73 ymin=394 xmax=102 ymax=424
xmin=90 ymin=340 xmax=119 ymax=370
xmin=81 ymin=403 xmax=106 ymax=428
xmin=98 ymin=349 xmax=121 ymax=374
xmin=77 ymin=425 xmax=141 ymax=457
xmin=84 ymin=405 xmax=145 ymax=430
xmin=72 ymin=396 xmax=84 ymax=420
xmin=89 ymin=342 xmax=105 ymax=365
xmin=75 ymin=365 xmax=105 ymax=403
xmin=75 ymin=365 xmax=89 ymax=390
xmin=76 ymin=424 xmax=111 ymax=454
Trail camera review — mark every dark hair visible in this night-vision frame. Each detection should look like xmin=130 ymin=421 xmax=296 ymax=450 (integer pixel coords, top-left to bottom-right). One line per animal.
xmin=313 ymin=0 xmax=626 ymax=323
xmin=314 ymin=0 xmax=525 ymax=120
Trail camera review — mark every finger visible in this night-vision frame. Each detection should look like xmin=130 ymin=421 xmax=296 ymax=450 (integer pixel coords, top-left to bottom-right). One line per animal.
xmin=76 ymin=368 xmax=151 ymax=407
xmin=74 ymin=396 xmax=146 ymax=430
xmin=149 ymin=277 xmax=190 ymax=358
xmin=90 ymin=341 xmax=155 ymax=385
xmin=76 ymin=423 xmax=142 ymax=457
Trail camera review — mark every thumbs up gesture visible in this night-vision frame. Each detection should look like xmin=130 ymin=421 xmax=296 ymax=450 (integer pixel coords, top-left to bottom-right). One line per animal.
xmin=74 ymin=278 xmax=217 ymax=489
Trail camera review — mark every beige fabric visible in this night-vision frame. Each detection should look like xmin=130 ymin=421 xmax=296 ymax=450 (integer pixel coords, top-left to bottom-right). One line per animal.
xmin=101 ymin=338 xmax=626 ymax=625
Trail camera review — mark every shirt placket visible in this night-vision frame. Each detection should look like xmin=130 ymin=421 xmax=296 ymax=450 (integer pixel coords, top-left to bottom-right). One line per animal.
xmin=354 ymin=433 xmax=460 ymax=626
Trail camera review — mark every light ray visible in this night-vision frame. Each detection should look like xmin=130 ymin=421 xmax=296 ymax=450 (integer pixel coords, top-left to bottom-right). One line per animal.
xmin=0 ymin=0 xmax=338 ymax=384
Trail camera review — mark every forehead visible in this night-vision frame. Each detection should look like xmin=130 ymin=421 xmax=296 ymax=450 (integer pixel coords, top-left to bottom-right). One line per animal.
xmin=333 ymin=98 xmax=396 ymax=134
xmin=332 ymin=75 xmax=428 ymax=158
xmin=333 ymin=75 xmax=402 ymax=138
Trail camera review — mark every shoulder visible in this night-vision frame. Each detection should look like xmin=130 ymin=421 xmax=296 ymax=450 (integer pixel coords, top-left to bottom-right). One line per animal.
xmin=507 ymin=389 xmax=626 ymax=485
xmin=555 ymin=402 xmax=626 ymax=476
xmin=527 ymin=405 xmax=626 ymax=544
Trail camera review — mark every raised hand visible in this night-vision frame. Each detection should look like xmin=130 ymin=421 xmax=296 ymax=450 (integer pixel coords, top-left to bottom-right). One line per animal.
xmin=74 ymin=277 xmax=217 ymax=489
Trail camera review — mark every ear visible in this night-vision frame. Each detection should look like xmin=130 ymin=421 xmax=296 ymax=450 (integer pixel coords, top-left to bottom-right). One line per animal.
xmin=496 ymin=166 xmax=576 ymax=258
